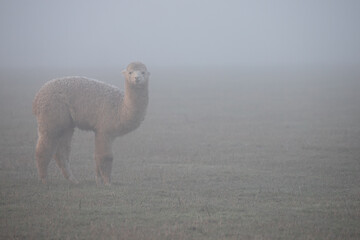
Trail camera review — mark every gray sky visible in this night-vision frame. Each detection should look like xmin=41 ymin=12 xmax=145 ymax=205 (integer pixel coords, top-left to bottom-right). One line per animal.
xmin=0 ymin=0 xmax=359 ymax=68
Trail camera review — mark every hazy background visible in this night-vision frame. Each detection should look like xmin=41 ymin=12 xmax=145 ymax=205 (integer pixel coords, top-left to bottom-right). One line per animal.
xmin=1 ymin=0 xmax=360 ymax=69
xmin=1 ymin=1 xmax=360 ymax=238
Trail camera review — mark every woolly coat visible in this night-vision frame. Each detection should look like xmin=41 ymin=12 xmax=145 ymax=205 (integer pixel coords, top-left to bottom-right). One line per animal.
xmin=33 ymin=77 xmax=148 ymax=139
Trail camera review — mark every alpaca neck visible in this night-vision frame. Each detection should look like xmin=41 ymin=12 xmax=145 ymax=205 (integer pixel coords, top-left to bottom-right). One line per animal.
xmin=120 ymin=81 xmax=149 ymax=131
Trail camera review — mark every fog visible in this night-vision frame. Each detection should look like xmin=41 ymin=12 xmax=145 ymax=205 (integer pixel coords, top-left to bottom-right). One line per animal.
xmin=1 ymin=0 xmax=359 ymax=69
xmin=1 ymin=1 xmax=360 ymax=238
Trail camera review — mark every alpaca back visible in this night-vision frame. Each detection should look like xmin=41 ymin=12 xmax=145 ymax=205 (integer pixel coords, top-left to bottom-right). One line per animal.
xmin=33 ymin=77 xmax=124 ymax=132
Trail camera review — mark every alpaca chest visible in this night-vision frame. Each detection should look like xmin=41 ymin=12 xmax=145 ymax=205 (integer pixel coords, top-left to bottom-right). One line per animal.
xmin=116 ymin=111 xmax=145 ymax=136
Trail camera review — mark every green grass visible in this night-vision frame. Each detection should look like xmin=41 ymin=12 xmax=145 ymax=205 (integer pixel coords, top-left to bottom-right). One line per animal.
xmin=1 ymin=67 xmax=360 ymax=239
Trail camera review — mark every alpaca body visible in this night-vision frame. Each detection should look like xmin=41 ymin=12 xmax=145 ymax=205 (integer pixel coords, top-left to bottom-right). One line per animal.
xmin=33 ymin=62 xmax=149 ymax=185
xmin=34 ymin=77 xmax=146 ymax=136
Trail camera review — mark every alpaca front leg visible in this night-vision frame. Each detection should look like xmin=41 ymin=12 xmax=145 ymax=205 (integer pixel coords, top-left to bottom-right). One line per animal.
xmin=95 ymin=155 xmax=113 ymax=185
xmin=95 ymin=164 xmax=102 ymax=186
xmin=95 ymin=133 xmax=114 ymax=186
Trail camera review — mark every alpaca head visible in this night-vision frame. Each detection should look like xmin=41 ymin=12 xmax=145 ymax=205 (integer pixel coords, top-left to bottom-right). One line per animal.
xmin=122 ymin=62 xmax=150 ymax=86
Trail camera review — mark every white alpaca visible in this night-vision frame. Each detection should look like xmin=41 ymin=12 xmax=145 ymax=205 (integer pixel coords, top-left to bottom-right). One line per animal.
xmin=33 ymin=62 xmax=149 ymax=185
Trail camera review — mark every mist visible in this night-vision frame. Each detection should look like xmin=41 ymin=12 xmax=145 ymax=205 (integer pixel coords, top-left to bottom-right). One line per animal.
xmin=1 ymin=0 xmax=359 ymax=69
xmin=2 ymin=1 xmax=360 ymax=239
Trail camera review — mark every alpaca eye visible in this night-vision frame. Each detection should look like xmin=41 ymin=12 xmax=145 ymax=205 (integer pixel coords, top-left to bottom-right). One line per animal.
xmin=128 ymin=71 xmax=133 ymax=75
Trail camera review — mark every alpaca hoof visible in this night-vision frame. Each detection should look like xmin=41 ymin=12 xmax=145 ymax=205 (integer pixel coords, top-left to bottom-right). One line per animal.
xmin=40 ymin=177 xmax=48 ymax=185
xmin=102 ymin=178 xmax=111 ymax=186
xmin=96 ymin=176 xmax=102 ymax=186
xmin=69 ymin=176 xmax=79 ymax=184
xmin=102 ymin=176 xmax=111 ymax=186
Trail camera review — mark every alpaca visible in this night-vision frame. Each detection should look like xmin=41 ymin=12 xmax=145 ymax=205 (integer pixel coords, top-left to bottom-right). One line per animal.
xmin=33 ymin=62 xmax=149 ymax=185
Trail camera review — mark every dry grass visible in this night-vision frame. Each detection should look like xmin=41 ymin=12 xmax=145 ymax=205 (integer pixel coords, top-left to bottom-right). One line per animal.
xmin=1 ymin=67 xmax=360 ymax=239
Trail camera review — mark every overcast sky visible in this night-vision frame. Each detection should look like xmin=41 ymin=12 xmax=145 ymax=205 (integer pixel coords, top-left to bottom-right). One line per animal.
xmin=0 ymin=0 xmax=359 ymax=68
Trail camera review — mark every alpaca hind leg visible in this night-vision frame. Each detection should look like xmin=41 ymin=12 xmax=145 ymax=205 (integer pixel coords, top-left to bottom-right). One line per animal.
xmin=54 ymin=129 xmax=78 ymax=184
xmin=36 ymin=134 xmax=57 ymax=184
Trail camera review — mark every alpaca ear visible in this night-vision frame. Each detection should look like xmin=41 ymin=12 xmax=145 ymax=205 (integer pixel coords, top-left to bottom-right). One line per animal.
xmin=122 ymin=69 xmax=127 ymax=76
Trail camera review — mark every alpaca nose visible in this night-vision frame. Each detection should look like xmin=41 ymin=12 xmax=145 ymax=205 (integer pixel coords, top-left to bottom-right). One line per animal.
xmin=135 ymin=76 xmax=141 ymax=83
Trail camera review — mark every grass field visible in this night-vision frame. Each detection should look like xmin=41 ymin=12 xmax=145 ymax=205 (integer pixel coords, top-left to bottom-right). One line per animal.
xmin=1 ymin=67 xmax=359 ymax=239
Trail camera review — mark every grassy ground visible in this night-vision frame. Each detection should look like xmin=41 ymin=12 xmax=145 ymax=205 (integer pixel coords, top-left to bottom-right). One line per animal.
xmin=0 ymin=67 xmax=359 ymax=239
